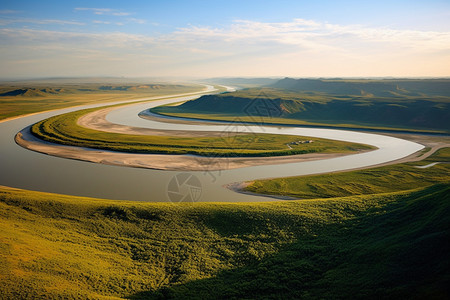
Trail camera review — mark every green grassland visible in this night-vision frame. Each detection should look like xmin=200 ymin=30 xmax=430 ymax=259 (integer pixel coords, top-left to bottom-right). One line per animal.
xmin=152 ymin=79 xmax=450 ymax=133
xmin=152 ymin=104 xmax=416 ymax=132
xmin=246 ymin=147 xmax=450 ymax=199
xmin=2 ymin=78 xmax=449 ymax=298
xmin=0 ymin=183 xmax=448 ymax=299
xmin=0 ymin=83 xmax=202 ymax=121
xmin=30 ymin=106 xmax=373 ymax=157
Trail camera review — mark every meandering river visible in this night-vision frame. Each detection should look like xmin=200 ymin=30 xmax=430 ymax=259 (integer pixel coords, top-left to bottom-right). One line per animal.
xmin=0 ymin=88 xmax=424 ymax=202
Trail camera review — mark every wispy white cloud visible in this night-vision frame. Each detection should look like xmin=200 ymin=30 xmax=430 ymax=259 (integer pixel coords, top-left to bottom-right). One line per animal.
xmin=73 ymin=7 xmax=146 ymax=26
xmin=0 ymin=18 xmax=85 ymax=26
xmin=0 ymin=9 xmax=20 ymax=14
xmin=93 ymin=20 xmax=111 ymax=25
xmin=0 ymin=28 xmax=154 ymax=50
xmin=127 ymin=18 xmax=146 ymax=24
xmin=174 ymin=18 xmax=450 ymax=54
xmin=0 ymin=18 xmax=449 ymax=78
xmin=74 ymin=7 xmax=131 ymax=16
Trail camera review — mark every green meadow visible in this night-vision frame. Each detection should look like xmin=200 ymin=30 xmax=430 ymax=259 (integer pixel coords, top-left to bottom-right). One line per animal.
xmin=0 ymin=83 xmax=201 ymax=121
xmin=1 ymin=183 xmax=448 ymax=299
xmin=1 ymin=80 xmax=448 ymax=298
xmin=30 ymin=106 xmax=373 ymax=157
xmin=246 ymin=147 xmax=450 ymax=198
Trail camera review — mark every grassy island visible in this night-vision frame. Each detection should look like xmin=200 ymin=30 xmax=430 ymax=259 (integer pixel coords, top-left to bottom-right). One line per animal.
xmin=30 ymin=106 xmax=374 ymax=157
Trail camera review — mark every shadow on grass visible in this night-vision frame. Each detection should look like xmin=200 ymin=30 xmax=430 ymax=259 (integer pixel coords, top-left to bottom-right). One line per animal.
xmin=129 ymin=184 xmax=450 ymax=299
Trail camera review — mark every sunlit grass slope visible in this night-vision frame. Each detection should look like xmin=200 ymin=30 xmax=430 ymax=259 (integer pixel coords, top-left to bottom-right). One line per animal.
xmin=1 ymin=184 xmax=449 ymax=299
xmin=246 ymin=147 xmax=450 ymax=199
xmin=0 ymin=83 xmax=201 ymax=121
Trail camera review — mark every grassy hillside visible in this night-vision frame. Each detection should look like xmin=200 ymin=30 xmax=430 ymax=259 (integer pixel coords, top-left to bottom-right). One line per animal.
xmin=0 ymin=83 xmax=201 ymax=121
xmin=271 ymin=78 xmax=450 ymax=97
xmin=30 ymin=105 xmax=373 ymax=157
xmin=246 ymin=147 xmax=450 ymax=199
xmin=152 ymin=78 xmax=450 ymax=133
xmin=0 ymin=184 xmax=449 ymax=299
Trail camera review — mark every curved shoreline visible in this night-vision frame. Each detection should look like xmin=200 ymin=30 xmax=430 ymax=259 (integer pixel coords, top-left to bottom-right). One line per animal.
xmin=225 ymin=143 xmax=449 ymax=199
xmin=16 ymin=125 xmax=363 ymax=171
xmin=144 ymin=108 xmax=450 ymax=136
xmin=18 ymin=95 xmax=442 ymax=174
xmin=18 ymin=89 xmax=377 ymax=171
xmin=78 ymin=105 xmax=233 ymax=137
xmin=6 ymin=85 xmax=444 ymax=202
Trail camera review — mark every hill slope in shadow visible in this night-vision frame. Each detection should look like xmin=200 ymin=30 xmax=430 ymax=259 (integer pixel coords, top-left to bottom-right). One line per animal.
xmin=1 ymin=184 xmax=448 ymax=299
xmin=173 ymin=78 xmax=450 ymax=131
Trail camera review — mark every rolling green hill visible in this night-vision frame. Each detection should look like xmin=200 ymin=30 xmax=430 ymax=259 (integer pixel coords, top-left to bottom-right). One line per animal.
xmin=271 ymin=77 xmax=450 ymax=97
xmin=0 ymin=83 xmax=201 ymax=121
xmin=153 ymin=78 xmax=450 ymax=132
xmin=0 ymin=184 xmax=448 ymax=299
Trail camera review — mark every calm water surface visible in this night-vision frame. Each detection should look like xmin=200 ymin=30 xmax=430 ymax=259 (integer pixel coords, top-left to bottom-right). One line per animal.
xmin=0 ymin=93 xmax=424 ymax=202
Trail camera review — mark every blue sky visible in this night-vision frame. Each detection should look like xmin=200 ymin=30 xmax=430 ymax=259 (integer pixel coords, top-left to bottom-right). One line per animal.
xmin=1 ymin=0 xmax=449 ymax=79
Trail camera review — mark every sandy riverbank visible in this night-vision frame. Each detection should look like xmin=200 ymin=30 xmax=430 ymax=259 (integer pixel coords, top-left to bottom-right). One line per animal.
xmin=16 ymin=126 xmax=362 ymax=171
xmin=18 ymin=100 xmax=450 ymax=172
xmin=8 ymin=101 xmax=372 ymax=171
xmin=77 ymin=105 xmax=230 ymax=137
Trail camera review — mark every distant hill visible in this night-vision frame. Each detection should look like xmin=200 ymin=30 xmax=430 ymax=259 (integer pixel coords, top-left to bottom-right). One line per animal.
xmin=203 ymin=77 xmax=280 ymax=88
xmin=272 ymin=78 xmax=450 ymax=97
xmin=0 ymin=88 xmax=63 ymax=97
xmin=0 ymin=84 xmax=185 ymax=97
xmin=0 ymin=83 xmax=201 ymax=120
xmin=98 ymin=84 xmax=168 ymax=91
xmin=170 ymin=78 xmax=450 ymax=132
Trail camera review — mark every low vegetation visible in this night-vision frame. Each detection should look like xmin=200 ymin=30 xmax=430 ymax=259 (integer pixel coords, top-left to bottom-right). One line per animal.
xmin=0 ymin=82 xmax=201 ymax=121
xmin=30 ymin=106 xmax=373 ymax=157
xmin=246 ymin=147 xmax=450 ymax=198
xmin=2 ymin=78 xmax=449 ymax=298
xmin=152 ymin=78 xmax=450 ymax=133
xmin=0 ymin=183 xmax=448 ymax=299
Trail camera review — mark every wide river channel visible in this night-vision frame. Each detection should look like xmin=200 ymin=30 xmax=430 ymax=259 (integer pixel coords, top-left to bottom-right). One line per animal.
xmin=0 ymin=88 xmax=424 ymax=202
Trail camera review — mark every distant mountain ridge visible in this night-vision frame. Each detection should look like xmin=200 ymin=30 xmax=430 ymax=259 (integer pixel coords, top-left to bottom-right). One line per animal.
xmin=0 ymin=84 xmax=183 ymax=97
xmin=203 ymin=77 xmax=280 ymax=88
xmin=172 ymin=78 xmax=450 ymax=132
xmin=271 ymin=77 xmax=450 ymax=97
xmin=0 ymin=88 xmax=64 ymax=97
